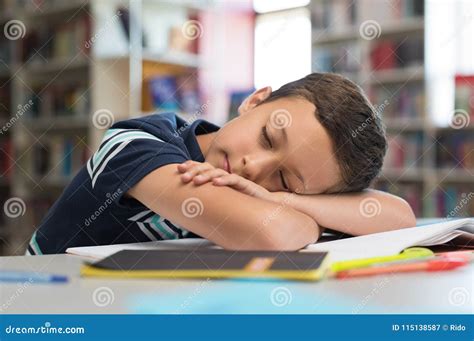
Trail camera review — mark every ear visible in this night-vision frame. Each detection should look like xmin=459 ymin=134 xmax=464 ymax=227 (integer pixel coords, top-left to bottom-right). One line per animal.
xmin=238 ymin=86 xmax=272 ymax=116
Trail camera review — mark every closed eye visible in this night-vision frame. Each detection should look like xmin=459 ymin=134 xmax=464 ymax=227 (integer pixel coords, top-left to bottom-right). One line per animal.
xmin=279 ymin=170 xmax=289 ymax=191
xmin=261 ymin=125 xmax=289 ymax=191
xmin=260 ymin=126 xmax=272 ymax=148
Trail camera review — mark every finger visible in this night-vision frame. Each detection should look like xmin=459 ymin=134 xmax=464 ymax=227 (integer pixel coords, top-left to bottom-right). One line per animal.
xmin=177 ymin=160 xmax=197 ymax=172
xmin=212 ymin=174 xmax=245 ymax=188
xmin=213 ymin=175 xmax=256 ymax=195
xmin=180 ymin=163 xmax=213 ymax=182
xmin=193 ymin=169 xmax=228 ymax=185
xmin=230 ymin=177 xmax=255 ymax=193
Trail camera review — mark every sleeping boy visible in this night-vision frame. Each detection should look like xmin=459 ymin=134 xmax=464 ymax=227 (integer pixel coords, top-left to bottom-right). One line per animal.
xmin=26 ymin=73 xmax=416 ymax=255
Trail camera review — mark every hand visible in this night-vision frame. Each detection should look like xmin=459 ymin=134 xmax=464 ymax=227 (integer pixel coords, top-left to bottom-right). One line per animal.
xmin=178 ymin=160 xmax=229 ymax=184
xmin=177 ymin=161 xmax=273 ymax=201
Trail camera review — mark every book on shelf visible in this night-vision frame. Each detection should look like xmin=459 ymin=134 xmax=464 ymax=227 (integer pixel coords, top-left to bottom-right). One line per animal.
xmin=0 ymin=81 xmax=11 ymax=117
xmin=148 ymin=76 xmax=180 ymax=112
xmin=363 ymin=0 xmax=424 ymax=22
xmin=145 ymin=74 xmax=201 ymax=115
xmin=370 ymin=36 xmax=424 ymax=71
xmin=168 ymin=12 xmax=199 ymax=55
xmin=436 ymin=132 xmax=474 ymax=171
xmin=26 ymin=82 xmax=90 ymax=119
xmin=384 ymin=133 xmax=423 ymax=169
xmin=117 ymin=6 xmax=147 ymax=48
xmin=437 ymin=186 xmax=474 ymax=218
xmin=312 ymin=42 xmax=361 ymax=74
xmin=0 ymin=137 xmax=13 ymax=179
xmin=0 ymin=36 xmax=12 ymax=65
xmin=311 ymin=0 xmax=423 ymax=32
xmin=454 ymin=75 xmax=474 ymax=122
xmin=177 ymin=75 xmax=201 ymax=115
xmin=228 ymin=89 xmax=254 ymax=121
xmin=311 ymin=0 xmax=356 ymax=31
xmin=13 ymin=0 xmax=80 ymax=13
xmin=370 ymin=83 xmax=425 ymax=122
xmin=370 ymin=41 xmax=397 ymax=70
xmin=29 ymin=135 xmax=89 ymax=179
xmin=168 ymin=26 xmax=195 ymax=54
xmin=0 ymin=195 xmax=7 ymax=228
xmin=20 ymin=13 xmax=91 ymax=63
xmin=0 ymin=0 xmax=15 ymax=14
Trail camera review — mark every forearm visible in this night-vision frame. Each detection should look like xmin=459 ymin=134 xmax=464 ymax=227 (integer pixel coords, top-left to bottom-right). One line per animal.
xmin=154 ymin=187 xmax=319 ymax=250
xmin=269 ymin=189 xmax=416 ymax=236
xmin=213 ymin=194 xmax=319 ymax=251
xmin=129 ymin=165 xmax=320 ymax=251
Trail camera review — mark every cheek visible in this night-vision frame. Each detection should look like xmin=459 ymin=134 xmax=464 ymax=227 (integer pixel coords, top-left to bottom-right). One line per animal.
xmin=221 ymin=126 xmax=256 ymax=153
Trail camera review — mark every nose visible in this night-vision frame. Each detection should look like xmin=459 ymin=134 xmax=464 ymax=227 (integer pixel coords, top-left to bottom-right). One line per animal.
xmin=241 ymin=152 xmax=279 ymax=183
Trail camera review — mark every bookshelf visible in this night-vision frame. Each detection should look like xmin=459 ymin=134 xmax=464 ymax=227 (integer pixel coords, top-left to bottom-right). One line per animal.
xmin=0 ymin=0 xmax=15 ymax=254
xmin=311 ymin=0 xmax=473 ymax=218
xmin=0 ymin=0 xmax=208 ymax=255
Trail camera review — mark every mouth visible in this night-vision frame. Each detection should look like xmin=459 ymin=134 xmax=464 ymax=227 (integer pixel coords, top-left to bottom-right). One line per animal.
xmin=223 ymin=153 xmax=232 ymax=173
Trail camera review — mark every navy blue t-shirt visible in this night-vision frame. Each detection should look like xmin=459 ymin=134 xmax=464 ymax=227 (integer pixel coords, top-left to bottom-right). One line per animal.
xmin=26 ymin=112 xmax=220 ymax=255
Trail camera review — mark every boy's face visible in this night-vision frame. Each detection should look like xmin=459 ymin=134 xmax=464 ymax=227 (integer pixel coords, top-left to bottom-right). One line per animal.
xmin=201 ymin=88 xmax=342 ymax=194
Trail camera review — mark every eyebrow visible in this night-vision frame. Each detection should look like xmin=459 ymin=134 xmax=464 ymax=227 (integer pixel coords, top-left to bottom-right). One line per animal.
xmin=278 ymin=127 xmax=305 ymax=192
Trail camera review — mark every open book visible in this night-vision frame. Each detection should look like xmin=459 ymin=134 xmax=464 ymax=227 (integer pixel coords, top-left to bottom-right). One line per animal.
xmin=66 ymin=218 xmax=474 ymax=262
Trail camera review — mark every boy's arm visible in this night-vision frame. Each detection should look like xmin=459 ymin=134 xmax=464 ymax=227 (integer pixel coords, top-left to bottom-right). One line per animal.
xmin=175 ymin=161 xmax=416 ymax=237
xmin=269 ymin=189 xmax=417 ymax=236
xmin=127 ymin=164 xmax=320 ymax=251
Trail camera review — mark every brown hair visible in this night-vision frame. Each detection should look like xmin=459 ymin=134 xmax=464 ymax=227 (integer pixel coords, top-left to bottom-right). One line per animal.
xmin=261 ymin=72 xmax=387 ymax=193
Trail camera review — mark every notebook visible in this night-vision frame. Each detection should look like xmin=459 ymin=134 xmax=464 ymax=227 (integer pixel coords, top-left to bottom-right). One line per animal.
xmin=80 ymin=249 xmax=330 ymax=281
xmin=68 ymin=238 xmax=217 ymax=260
xmin=304 ymin=218 xmax=473 ymax=261
xmin=67 ymin=218 xmax=474 ymax=262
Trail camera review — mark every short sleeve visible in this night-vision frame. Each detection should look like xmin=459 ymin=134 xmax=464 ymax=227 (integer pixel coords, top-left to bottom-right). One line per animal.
xmin=86 ymin=127 xmax=188 ymax=203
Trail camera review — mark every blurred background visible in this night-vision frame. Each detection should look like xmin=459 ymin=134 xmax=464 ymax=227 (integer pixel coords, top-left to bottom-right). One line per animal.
xmin=0 ymin=0 xmax=472 ymax=255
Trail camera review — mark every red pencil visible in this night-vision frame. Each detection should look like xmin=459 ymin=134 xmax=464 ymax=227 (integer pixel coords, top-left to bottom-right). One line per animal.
xmin=336 ymin=258 xmax=468 ymax=279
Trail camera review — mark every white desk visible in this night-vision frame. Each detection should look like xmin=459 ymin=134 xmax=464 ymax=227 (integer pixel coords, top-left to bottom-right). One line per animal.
xmin=0 ymin=254 xmax=472 ymax=314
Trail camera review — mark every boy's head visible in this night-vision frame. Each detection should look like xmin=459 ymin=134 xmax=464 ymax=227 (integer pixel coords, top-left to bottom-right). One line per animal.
xmin=201 ymin=73 xmax=387 ymax=194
